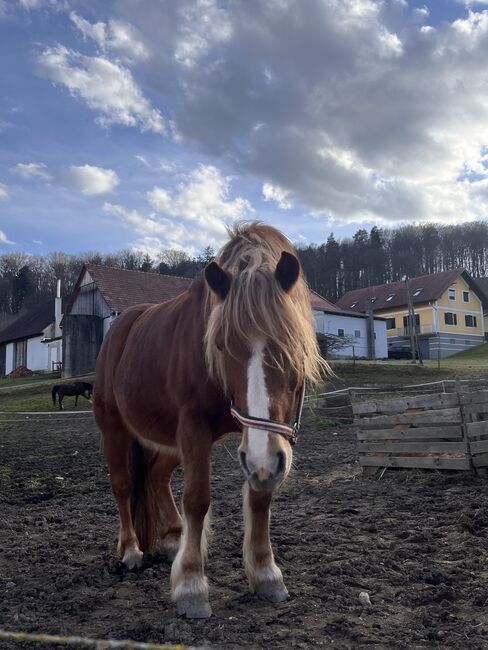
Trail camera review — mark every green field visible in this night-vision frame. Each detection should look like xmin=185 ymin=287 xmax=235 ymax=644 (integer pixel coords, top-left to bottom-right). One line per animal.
xmin=0 ymin=375 xmax=95 ymax=412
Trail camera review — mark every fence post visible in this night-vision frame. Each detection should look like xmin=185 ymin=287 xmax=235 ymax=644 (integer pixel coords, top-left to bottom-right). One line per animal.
xmin=456 ymin=377 xmax=473 ymax=472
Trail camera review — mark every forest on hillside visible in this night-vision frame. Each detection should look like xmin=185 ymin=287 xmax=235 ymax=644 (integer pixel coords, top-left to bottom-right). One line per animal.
xmin=1 ymin=221 xmax=488 ymax=327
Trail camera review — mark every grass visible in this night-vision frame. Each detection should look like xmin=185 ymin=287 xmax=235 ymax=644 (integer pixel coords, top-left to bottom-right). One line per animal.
xmin=0 ymin=371 xmax=61 ymax=388
xmin=0 ymin=374 xmax=95 ymax=412
xmin=424 ymin=342 xmax=488 ymax=369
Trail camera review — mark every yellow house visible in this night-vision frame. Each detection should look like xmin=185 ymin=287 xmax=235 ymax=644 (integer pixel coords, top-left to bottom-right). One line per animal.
xmin=336 ymin=269 xmax=485 ymax=359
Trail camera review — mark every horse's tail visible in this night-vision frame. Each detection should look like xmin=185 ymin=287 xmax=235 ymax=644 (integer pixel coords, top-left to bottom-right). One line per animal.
xmin=51 ymin=385 xmax=58 ymax=406
xmin=129 ymin=439 xmax=163 ymax=553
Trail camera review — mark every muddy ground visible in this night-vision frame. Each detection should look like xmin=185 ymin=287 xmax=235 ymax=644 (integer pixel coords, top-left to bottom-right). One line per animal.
xmin=2 ymin=415 xmax=488 ymax=649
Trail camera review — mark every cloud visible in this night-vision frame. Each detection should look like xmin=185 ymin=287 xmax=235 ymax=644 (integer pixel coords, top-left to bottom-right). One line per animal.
xmin=104 ymin=164 xmax=252 ymax=252
xmin=0 ymin=182 xmax=8 ymax=200
xmin=37 ymin=45 xmax=164 ymax=133
xmin=68 ymin=165 xmax=119 ymax=195
xmin=70 ymin=12 xmax=150 ymax=63
xmin=0 ymin=230 xmax=14 ymax=245
xmin=11 ymin=162 xmax=51 ymax=181
xmin=263 ymin=183 xmax=293 ymax=210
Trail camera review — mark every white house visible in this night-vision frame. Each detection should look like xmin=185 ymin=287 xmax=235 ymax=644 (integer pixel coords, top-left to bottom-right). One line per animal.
xmin=310 ymin=290 xmax=388 ymax=359
xmin=0 ymin=281 xmax=63 ymax=376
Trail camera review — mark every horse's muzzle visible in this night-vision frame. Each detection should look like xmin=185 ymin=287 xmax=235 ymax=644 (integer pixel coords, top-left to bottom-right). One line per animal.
xmin=239 ymin=449 xmax=286 ymax=491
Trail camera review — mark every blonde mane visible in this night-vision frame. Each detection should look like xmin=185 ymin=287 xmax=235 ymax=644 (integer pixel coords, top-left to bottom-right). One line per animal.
xmin=205 ymin=222 xmax=330 ymax=389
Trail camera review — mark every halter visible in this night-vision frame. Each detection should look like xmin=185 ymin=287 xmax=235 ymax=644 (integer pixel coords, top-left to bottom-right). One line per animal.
xmin=230 ymin=383 xmax=306 ymax=446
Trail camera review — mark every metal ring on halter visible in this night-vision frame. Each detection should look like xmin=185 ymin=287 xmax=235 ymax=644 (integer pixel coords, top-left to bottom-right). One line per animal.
xmin=230 ymin=383 xmax=305 ymax=446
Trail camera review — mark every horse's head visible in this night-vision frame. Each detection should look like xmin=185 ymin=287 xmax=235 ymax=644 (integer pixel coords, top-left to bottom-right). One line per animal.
xmin=205 ymin=247 xmax=313 ymax=493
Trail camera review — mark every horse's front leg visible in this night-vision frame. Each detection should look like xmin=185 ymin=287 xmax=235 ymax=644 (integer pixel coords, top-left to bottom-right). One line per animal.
xmin=171 ymin=421 xmax=212 ymax=618
xmin=242 ymin=482 xmax=288 ymax=603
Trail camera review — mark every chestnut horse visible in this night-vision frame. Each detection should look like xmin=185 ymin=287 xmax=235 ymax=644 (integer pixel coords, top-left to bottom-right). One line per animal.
xmin=93 ymin=222 xmax=328 ymax=618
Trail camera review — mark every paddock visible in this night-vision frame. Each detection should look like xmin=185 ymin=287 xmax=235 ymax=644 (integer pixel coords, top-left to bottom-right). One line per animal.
xmin=2 ymin=413 xmax=488 ymax=648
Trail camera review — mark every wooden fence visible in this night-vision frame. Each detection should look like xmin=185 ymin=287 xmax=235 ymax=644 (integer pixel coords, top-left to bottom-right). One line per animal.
xmin=352 ymin=388 xmax=488 ymax=475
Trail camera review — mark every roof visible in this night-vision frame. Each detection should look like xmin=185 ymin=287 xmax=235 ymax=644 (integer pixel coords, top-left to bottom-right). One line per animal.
xmin=309 ymin=289 xmax=371 ymax=319
xmin=0 ymin=300 xmax=55 ymax=344
xmin=336 ymin=269 xmax=483 ymax=313
xmin=78 ymin=265 xmax=194 ymax=313
xmin=473 ymin=277 xmax=488 ymax=310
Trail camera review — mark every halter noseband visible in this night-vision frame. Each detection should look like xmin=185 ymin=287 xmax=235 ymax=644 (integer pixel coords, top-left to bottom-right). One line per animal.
xmin=230 ymin=383 xmax=305 ymax=446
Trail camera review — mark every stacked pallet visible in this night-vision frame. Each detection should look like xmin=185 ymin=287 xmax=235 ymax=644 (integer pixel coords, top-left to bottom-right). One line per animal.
xmin=462 ymin=390 xmax=488 ymax=472
xmin=353 ymin=392 xmax=470 ymax=471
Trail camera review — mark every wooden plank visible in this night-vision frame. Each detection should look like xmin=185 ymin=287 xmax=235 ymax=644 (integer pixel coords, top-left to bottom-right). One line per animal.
xmin=359 ymin=456 xmax=470 ymax=470
xmin=358 ymin=441 xmax=468 ymax=454
xmin=352 ymin=392 xmax=459 ymax=416
xmin=472 ymin=452 xmax=488 ymax=468
xmin=460 ymin=391 xmax=488 ymax=406
xmin=357 ymin=426 xmax=463 ymax=441
xmin=354 ymin=407 xmax=462 ymax=429
xmin=469 ymin=440 xmax=488 ymax=455
xmin=467 ymin=421 xmax=488 ymax=437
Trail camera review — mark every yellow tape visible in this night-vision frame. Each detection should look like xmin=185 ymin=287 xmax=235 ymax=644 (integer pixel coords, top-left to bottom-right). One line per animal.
xmin=0 ymin=629 xmax=187 ymax=650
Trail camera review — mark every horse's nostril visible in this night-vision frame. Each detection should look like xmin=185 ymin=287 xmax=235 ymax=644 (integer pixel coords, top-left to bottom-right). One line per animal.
xmin=276 ymin=451 xmax=285 ymax=475
xmin=240 ymin=451 xmax=250 ymax=475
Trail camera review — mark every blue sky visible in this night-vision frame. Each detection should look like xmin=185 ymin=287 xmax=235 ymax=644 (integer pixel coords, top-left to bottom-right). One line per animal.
xmin=1 ymin=0 xmax=488 ymax=257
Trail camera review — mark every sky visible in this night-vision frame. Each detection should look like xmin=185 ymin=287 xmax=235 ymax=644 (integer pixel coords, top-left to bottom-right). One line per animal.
xmin=1 ymin=0 xmax=488 ymax=258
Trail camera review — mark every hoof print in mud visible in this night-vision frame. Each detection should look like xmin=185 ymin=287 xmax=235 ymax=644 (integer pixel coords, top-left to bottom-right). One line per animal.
xmin=254 ymin=580 xmax=289 ymax=603
xmin=176 ymin=594 xmax=212 ymax=619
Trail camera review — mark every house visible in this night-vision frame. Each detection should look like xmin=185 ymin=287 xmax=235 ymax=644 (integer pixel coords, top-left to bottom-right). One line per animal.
xmin=63 ymin=264 xmax=388 ymax=376
xmin=310 ymin=290 xmax=387 ymax=359
xmin=473 ymin=277 xmax=488 ymax=335
xmin=0 ymin=281 xmax=63 ymax=376
xmin=336 ymin=269 xmax=486 ymax=359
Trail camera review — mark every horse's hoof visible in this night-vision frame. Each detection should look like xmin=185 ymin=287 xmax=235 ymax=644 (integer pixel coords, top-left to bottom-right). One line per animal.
xmin=176 ymin=594 xmax=212 ymax=619
xmin=255 ymin=579 xmax=289 ymax=603
xmin=122 ymin=547 xmax=143 ymax=570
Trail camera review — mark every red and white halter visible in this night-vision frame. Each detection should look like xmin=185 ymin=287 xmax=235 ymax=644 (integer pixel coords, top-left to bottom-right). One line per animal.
xmin=230 ymin=383 xmax=305 ymax=446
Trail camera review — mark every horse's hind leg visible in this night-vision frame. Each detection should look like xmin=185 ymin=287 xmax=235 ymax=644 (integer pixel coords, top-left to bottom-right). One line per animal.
xmin=75 ymin=395 xmax=79 ymax=408
xmin=59 ymin=396 xmax=63 ymax=411
xmin=103 ymin=424 xmax=143 ymax=569
xmin=150 ymin=453 xmax=183 ymax=561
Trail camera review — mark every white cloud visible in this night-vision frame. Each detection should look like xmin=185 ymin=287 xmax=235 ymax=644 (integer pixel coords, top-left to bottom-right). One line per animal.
xmin=0 ymin=230 xmax=14 ymax=245
xmin=104 ymin=164 xmax=252 ymax=252
xmin=262 ymin=183 xmax=293 ymax=210
xmin=69 ymin=165 xmax=119 ymax=196
xmin=0 ymin=182 xmax=8 ymax=200
xmin=70 ymin=12 xmax=150 ymax=63
xmin=11 ymin=162 xmax=51 ymax=181
xmin=37 ymin=45 xmax=164 ymax=133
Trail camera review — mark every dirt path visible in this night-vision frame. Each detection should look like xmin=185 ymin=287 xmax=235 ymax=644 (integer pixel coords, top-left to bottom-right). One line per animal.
xmin=1 ymin=418 xmax=488 ymax=649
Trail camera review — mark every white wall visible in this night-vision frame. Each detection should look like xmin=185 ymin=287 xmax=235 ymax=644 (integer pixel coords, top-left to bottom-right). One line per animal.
xmin=5 ymin=342 xmax=14 ymax=374
xmin=27 ymin=335 xmax=49 ymax=371
xmin=313 ymin=310 xmax=388 ymax=359
xmin=103 ymin=314 xmax=116 ymax=337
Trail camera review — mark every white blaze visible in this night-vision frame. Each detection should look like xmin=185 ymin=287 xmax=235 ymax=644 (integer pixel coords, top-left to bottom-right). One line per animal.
xmin=246 ymin=339 xmax=270 ymax=468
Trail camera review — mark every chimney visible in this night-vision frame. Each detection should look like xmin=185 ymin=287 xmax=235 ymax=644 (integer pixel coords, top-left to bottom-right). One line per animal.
xmin=55 ymin=279 xmax=62 ymax=337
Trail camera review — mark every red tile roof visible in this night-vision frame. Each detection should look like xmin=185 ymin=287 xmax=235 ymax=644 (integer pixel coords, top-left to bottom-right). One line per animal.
xmin=336 ymin=269 xmax=483 ymax=313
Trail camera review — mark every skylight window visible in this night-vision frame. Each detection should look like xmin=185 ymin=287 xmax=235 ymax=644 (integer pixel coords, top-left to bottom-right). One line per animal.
xmin=350 ymin=301 xmax=358 ymax=308
xmin=413 ymin=288 xmax=423 ymax=297
xmin=386 ymin=294 xmax=395 ymax=301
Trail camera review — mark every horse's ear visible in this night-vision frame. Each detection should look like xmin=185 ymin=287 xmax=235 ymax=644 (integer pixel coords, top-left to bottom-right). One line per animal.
xmin=205 ymin=261 xmax=231 ymax=300
xmin=275 ymin=251 xmax=300 ymax=293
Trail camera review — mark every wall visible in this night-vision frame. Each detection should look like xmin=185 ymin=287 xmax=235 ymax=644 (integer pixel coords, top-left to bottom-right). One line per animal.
xmin=26 ymin=335 xmax=49 ymax=371
xmin=435 ymin=276 xmax=484 ymax=337
xmin=313 ymin=311 xmax=387 ymax=359
xmin=62 ymin=314 xmax=103 ymax=377
xmin=5 ymin=342 xmax=14 ymax=374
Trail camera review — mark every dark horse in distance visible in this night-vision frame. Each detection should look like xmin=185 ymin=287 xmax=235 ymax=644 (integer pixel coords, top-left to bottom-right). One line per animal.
xmin=52 ymin=382 xmax=93 ymax=410
xmin=94 ymin=222 xmax=329 ymax=618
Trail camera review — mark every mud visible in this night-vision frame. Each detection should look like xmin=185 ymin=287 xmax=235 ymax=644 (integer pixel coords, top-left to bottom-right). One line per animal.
xmin=1 ymin=415 xmax=488 ymax=648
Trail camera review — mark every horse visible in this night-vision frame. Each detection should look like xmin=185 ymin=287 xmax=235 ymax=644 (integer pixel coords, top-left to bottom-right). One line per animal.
xmin=51 ymin=381 xmax=93 ymax=410
xmin=93 ymin=222 xmax=329 ymax=619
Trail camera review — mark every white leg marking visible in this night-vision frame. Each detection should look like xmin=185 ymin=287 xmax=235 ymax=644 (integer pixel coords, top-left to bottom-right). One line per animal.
xmin=170 ymin=513 xmax=210 ymax=601
xmin=246 ymin=339 xmax=271 ymax=468
xmin=122 ymin=545 xmax=143 ymax=570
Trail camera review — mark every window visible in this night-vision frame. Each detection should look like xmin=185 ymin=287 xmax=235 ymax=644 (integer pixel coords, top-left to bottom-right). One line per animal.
xmin=448 ymin=288 xmax=456 ymax=301
xmin=338 ymin=328 xmax=345 ymax=337
xmin=354 ymin=330 xmax=361 ymax=338
xmin=13 ymin=340 xmax=27 ymax=369
xmin=450 ymin=339 xmax=456 ymax=345
xmin=463 ymin=291 xmax=469 ymax=303
xmin=413 ymin=287 xmax=423 ymax=297
xmin=465 ymin=315 xmax=477 ymax=328
xmin=350 ymin=301 xmax=358 ymax=308
xmin=403 ymin=314 xmax=420 ymax=327
xmin=386 ymin=317 xmax=396 ymax=330
xmin=370 ymin=297 xmax=377 ymax=303
xmin=444 ymin=312 xmax=457 ymax=326
xmin=386 ymin=294 xmax=395 ymax=302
